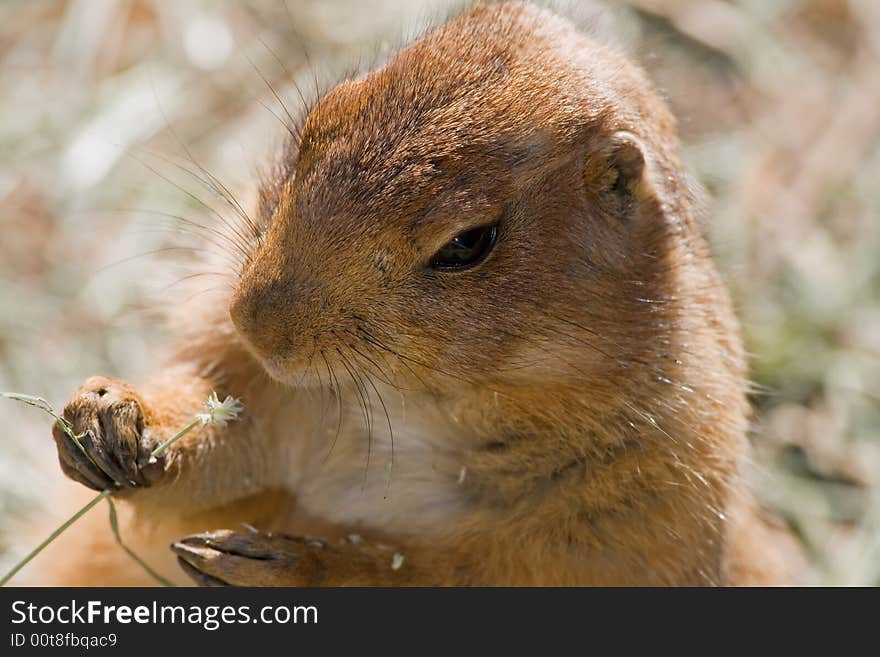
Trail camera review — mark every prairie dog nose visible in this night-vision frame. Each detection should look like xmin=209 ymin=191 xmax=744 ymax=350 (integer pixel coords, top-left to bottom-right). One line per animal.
xmin=229 ymin=275 xmax=296 ymax=357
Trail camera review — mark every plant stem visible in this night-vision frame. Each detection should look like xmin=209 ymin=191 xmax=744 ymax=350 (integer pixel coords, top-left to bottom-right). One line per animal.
xmin=106 ymin=497 xmax=173 ymax=586
xmin=0 ymin=490 xmax=109 ymax=586
xmin=0 ymin=391 xmax=246 ymax=587
xmin=150 ymin=418 xmax=200 ymax=459
xmin=0 ymin=407 xmax=205 ymax=587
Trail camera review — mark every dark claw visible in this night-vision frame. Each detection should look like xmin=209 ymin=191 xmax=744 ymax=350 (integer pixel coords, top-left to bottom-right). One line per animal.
xmin=176 ymin=557 xmax=229 ymax=587
xmin=79 ymin=430 xmax=137 ymax=488
xmin=55 ymin=429 xmax=115 ymax=491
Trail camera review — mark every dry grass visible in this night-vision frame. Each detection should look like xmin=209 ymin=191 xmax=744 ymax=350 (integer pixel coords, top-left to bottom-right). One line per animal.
xmin=0 ymin=0 xmax=877 ymax=585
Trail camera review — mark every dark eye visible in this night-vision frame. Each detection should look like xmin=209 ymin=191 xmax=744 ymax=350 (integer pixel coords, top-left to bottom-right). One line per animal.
xmin=429 ymin=224 xmax=498 ymax=271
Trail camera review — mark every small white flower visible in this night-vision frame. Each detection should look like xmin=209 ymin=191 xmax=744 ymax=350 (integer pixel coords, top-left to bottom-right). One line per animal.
xmin=391 ymin=553 xmax=405 ymax=571
xmin=196 ymin=391 xmax=244 ymax=426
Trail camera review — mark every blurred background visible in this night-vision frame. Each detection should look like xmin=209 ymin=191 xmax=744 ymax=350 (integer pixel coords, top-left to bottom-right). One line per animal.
xmin=0 ymin=0 xmax=878 ymax=585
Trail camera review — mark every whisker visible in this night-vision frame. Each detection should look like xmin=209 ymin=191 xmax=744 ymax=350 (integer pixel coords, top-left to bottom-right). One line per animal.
xmin=360 ymin=369 xmax=395 ymax=499
xmin=319 ymin=350 xmax=345 ymax=467
xmin=178 ymin=284 xmax=234 ymax=305
xmin=95 ymin=208 xmax=248 ymax=263
xmin=145 ymin=75 xmax=263 ymax=246
xmin=91 ymin=246 xmax=207 ymax=275
xmin=131 ymin=146 xmax=260 ymax=252
xmin=335 ymin=349 xmax=373 ymax=491
xmin=122 ymin=151 xmax=253 ymax=262
xmin=257 ymin=35 xmax=311 ymax=116
xmin=279 ymin=0 xmax=322 ymax=100
xmin=247 ymin=52 xmax=300 ymax=141
xmin=158 ymin=271 xmax=232 ymax=295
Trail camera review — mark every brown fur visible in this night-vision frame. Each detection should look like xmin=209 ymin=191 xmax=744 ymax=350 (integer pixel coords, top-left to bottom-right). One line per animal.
xmin=21 ymin=2 xmax=795 ymax=586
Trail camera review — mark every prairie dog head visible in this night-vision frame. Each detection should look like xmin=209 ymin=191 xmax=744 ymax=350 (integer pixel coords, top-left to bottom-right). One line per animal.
xmin=229 ymin=2 xmax=708 ymax=398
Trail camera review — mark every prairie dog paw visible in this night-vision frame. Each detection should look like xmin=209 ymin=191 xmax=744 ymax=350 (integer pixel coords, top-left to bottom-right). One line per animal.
xmin=52 ymin=376 xmax=155 ymax=491
xmin=171 ymin=530 xmax=330 ymax=587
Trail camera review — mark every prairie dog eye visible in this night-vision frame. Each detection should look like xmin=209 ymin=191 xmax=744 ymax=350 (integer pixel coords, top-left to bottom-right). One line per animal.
xmin=429 ymin=224 xmax=498 ymax=271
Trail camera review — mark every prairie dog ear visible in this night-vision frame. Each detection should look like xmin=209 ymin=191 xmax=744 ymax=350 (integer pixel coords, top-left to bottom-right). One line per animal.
xmin=584 ymin=130 xmax=650 ymax=219
xmin=608 ymin=131 xmax=646 ymax=196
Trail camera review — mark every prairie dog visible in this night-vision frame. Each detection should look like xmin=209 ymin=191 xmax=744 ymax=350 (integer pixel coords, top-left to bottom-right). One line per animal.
xmin=28 ymin=1 xmax=794 ymax=586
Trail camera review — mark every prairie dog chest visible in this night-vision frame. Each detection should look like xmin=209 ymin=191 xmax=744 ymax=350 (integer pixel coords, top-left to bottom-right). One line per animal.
xmin=286 ymin=388 xmax=473 ymax=534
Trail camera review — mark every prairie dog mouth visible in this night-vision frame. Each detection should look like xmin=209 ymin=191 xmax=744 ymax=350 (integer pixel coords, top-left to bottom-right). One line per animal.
xmin=258 ymin=354 xmax=317 ymax=388
xmin=259 ymin=355 xmax=291 ymax=380
xmin=258 ymin=352 xmax=356 ymax=391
